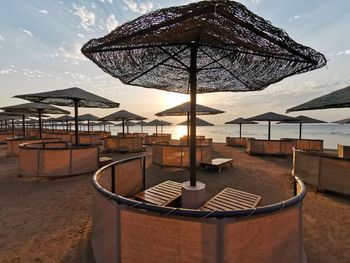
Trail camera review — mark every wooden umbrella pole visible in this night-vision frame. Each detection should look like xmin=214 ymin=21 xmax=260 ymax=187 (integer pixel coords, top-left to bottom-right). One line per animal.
xmin=22 ymin=114 xmax=26 ymax=138
xmin=11 ymin=118 xmax=15 ymax=136
xmin=239 ymin=123 xmax=242 ymax=138
xmin=122 ymin=118 xmax=125 ymax=137
xmin=155 ymin=125 xmax=158 ymax=136
xmin=74 ymin=99 xmax=79 ymax=145
xmin=187 ymin=112 xmax=190 ymax=146
xmin=88 ymin=120 xmax=90 ymax=134
xmin=189 ymin=43 xmax=198 ymax=187
xmin=38 ymin=110 xmax=42 ymax=139
xmin=299 ymin=122 xmax=302 ymax=140
xmin=268 ymin=120 xmax=271 ymax=141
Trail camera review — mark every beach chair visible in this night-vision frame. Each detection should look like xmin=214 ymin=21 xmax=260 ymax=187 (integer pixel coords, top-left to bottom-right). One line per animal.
xmin=200 ymin=187 xmax=261 ymax=211
xmin=200 ymin=158 xmax=233 ymax=173
xmin=134 ymin=180 xmax=182 ymax=207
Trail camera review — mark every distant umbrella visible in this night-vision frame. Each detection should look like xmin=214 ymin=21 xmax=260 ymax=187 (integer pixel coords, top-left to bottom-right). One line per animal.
xmin=225 ymin=117 xmax=258 ymax=138
xmin=1 ymin=102 xmax=69 ymax=138
xmin=334 ymin=118 xmax=350 ymax=124
xmin=177 ymin=117 xmax=213 ymax=127
xmin=144 ymin=119 xmax=172 ymax=135
xmin=115 ymin=120 xmax=137 ymax=133
xmin=277 ymin=115 xmax=327 ymax=139
xmin=54 ymin=115 xmax=74 ymax=134
xmin=286 ymin=85 xmax=350 ymax=112
xmin=14 ymin=87 xmax=119 ymax=145
xmin=247 ymin=112 xmax=296 ymax=140
xmin=99 ymin=110 xmax=146 ymax=137
xmin=134 ymin=120 xmax=147 ymax=133
xmin=78 ymin=113 xmax=99 ymax=134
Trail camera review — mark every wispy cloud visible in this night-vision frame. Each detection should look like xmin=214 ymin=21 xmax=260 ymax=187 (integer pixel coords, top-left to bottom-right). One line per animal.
xmin=106 ymin=14 xmax=119 ymax=32
xmin=336 ymin=49 xmax=350 ymax=56
xmin=38 ymin=9 xmax=48 ymax=14
xmin=58 ymin=42 xmax=87 ymax=64
xmin=289 ymin=15 xmax=300 ymax=21
xmin=72 ymin=4 xmax=95 ymax=30
xmin=123 ymin=0 xmax=153 ymax=14
xmin=99 ymin=0 xmax=113 ymax=3
xmin=20 ymin=28 xmax=34 ymax=37
xmin=0 ymin=34 xmax=4 ymax=41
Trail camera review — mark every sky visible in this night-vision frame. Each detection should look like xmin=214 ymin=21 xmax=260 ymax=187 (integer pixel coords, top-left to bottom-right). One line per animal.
xmin=0 ymin=0 xmax=350 ymax=124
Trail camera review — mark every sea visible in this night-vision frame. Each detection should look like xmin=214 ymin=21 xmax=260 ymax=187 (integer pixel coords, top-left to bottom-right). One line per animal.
xmin=102 ymin=123 xmax=350 ymax=150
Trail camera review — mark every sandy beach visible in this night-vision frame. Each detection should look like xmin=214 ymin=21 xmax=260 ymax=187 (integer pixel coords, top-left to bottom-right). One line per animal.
xmin=0 ymin=143 xmax=349 ymax=263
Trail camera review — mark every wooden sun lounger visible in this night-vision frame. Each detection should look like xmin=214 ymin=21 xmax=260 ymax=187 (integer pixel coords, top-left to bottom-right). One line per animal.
xmin=200 ymin=187 xmax=261 ymax=211
xmin=134 ymin=180 xmax=182 ymax=207
xmin=200 ymin=158 xmax=233 ymax=173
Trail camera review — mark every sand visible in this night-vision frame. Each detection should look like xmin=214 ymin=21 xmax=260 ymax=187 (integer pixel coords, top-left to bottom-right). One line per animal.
xmin=0 ymin=143 xmax=349 ymax=263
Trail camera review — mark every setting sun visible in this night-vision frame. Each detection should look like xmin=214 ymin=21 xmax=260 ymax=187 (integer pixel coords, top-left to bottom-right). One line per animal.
xmin=165 ymin=93 xmax=189 ymax=108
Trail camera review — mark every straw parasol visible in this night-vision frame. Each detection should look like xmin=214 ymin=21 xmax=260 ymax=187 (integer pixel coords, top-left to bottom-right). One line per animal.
xmin=144 ymin=119 xmax=172 ymax=135
xmin=287 ymin=86 xmax=350 ymax=112
xmin=99 ymin=110 xmax=146 ymax=137
xmin=334 ymin=118 xmax=350 ymax=124
xmin=225 ymin=117 xmax=257 ymax=138
xmin=1 ymin=102 xmax=69 ymax=138
xmin=247 ymin=112 xmax=296 ymax=140
xmin=178 ymin=117 xmax=213 ymax=126
xmin=134 ymin=120 xmax=147 ymax=133
xmin=55 ymin=115 xmax=74 ymax=133
xmin=14 ymin=87 xmax=119 ymax=145
xmin=0 ymin=112 xmax=39 ymax=137
xmin=81 ymin=0 xmax=326 ymax=187
xmin=78 ymin=113 xmax=99 ymax=134
xmin=277 ymin=115 xmax=327 ymax=139
xmin=115 ymin=120 xmax=137 ymax=133
xmin=0 ymin=114 xmax=21 ymax=135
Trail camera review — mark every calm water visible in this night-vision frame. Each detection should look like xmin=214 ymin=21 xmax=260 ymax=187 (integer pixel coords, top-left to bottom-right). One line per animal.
xmin=102 ymin=124 xmax=350 ymax=150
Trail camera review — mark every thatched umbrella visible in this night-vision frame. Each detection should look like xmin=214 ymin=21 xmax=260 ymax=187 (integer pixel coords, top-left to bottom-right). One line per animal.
xmin=0 ymin=114 xmax=20 ymax=135
xmin=247 ymin=112 xmax=296 ymax=140
xmin=277 ymin=115 xmax=327 ymax=139
xmin=115 ymin=120 xmax=137 ymax=134
xmin=156 ymin=102 xmax=224 ymax=143
xmin=14 ymin=87 xmax=119 ymax=145
xmin=55 ymin=115 xmax=74 ymax=134
xmin=99 ymin=110 xmax=146 ymax=137
xmin=334 ymin=118 xmax=350 ymax=124
xmin=287 ymin=86 xmax=350 ymax=112
xmin=135 ymin=120 xmax=147 ymax=133
xmin=99 ymin=121 xmax=114 ymax=132
xmin=225 ymin=117 xmax=257 ymax=138
xmin=78 ymin=113 xmax=99 ymax=134
xmin=1 ymin=102 xmax=69 ymax=139
xmin=81 ymin=0 xmax=326 ymax=187
xmin=0 ymin=112 xmax=39 ymax=137
xmin=144 ymin=119 xmax=172 ymax=135
xmin=178 ymin=117 xmax=213 ymax=126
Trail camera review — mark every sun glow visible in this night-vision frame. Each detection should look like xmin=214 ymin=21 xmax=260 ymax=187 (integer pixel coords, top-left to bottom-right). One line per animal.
xmin=175 ymin=125 xmax=188 ymax=139
xmin=165 ymin=93 xmax=189 ymax=108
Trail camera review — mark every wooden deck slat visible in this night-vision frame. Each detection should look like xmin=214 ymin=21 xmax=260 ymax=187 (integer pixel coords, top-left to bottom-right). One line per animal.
xmin=154 ymin=185 xmax=180 ymax=194
xmin=200 ymin=187 xmax=261 ymax=211
xmin=147 ymin=188 xmax=176 ymax=198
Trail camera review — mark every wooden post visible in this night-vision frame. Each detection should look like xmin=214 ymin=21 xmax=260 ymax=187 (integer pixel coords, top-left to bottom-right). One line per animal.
xmin=74 ymin=99 xmax=79 ymax=145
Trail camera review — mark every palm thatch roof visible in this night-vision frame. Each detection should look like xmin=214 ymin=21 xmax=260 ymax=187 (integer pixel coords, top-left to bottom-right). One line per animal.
xmin=333 ymin=118 xmax=350 ymax=124
xmin=81 ymin=1 xmax=326 ymax=95
xmin=78 ymin=113 xmax=100 ymax=121
xmin=177 ymin=117 xmax=213 ymax=126
xmin=99 ymin=110 xmax=146 ymax=121
xmin=247 ymin=112 xmax=296 ymax=122
xmin=144 ymin=119 xmax=172 ymax=126
xmin=156 ymin=102 xmax=224 ymax=116
xmin=55 ymin=115 xmax=75 ymax=122
xmin=14 ymin=87 xmax=120 ymax=108
xmin=115 ymin=120 xmax=137 ymax=126
xmin=286 ymin=86 xmax=350 ymax=112
xmin=277 ymin=115 xmax=327 ymax=124
xmin=225 ymin=117 xmax=257 ymax=124
xmin=1 ymin=102 xmax=70 ymax=115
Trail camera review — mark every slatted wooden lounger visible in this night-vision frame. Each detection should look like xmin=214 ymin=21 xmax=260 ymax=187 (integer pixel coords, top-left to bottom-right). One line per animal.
xmin=200 ymin=158 xmax=233 ymax=173
xmin=200 ymin=187 xmax=261 ymax=211
xmin=134 ymin=180 xmax=182 ymax=207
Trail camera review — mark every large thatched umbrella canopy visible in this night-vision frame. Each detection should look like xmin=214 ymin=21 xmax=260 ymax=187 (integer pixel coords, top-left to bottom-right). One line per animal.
xmin=247 ymin=112 xmax=296 ymax=140
xmin=99 ymin=110 xmax=146 ymax=136
xmin=287 ymin=86 xmax=350 ymax=112
xmin=225 ymin=117 xmax=257 ymax=138
xmin=277 ymin=115 xmax=327 ymax=139
xmin=78 ymin=113 xmax=100 ymax=134
xmin=81 ymin=0 xmax=326 ymax=187
xmin=0 ymin=113 xmax=21 ymax=134
xmin=1 ymin=102 xmax=69 ymax=138
xmin=178 ymin=117 xmax=213 ymax=126
xmin=144 ymin=119 xmax=172 ymax=135
xmin=115 ymin=120 xmax=137 ymax=134
xmin=14 ymin=87 xmax=119 ymax=145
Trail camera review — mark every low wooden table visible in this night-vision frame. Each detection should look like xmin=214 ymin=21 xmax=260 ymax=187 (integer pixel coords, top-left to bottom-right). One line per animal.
xmin=99 ymin=157 xmax=113 ymax=167
xmin=134 ymin=180 xmax=182 ymax=207
xmin=200 ymin=158 xmax=233 ymax=173
xmin=200 ymin=187 xmax=261 ymax=211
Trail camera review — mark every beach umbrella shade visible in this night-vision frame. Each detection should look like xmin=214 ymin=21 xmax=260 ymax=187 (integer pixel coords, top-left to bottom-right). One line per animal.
xmin=144 ymin=119 xmax=172 ymax=135
xmin=14 ymin=87 xmax=119 ymax=145
xmin=0 ymin=112 xmax=39 ymax=137
xmin=225 ymin=117 xmax=257 ymax=138
xmin=178 ymin=117 xmax=214 ymax=126
xmin=135 ymin=120 xmax=147 ymax=133
xmin=0 ymin=114 xmax=21 ymax=135
xmin=277 ymin=115 xmax=327 ymax=139
xmin=156 ymin=102 xmax=224 ymax=142
xmin=81 ymin=0 xmax=326 ymax=187
xmin=115 ymin=120 xmax=137 ymax=133
xmin=55 ymin=115 xmax=75 ymax=134
xmin=333 ymin=118 xmax=350 ymax=124
xmin=247 ymin=112 xmax=296 ymax=140
xmin=99 ymin=121 xmax=114 ymax=132
xmin=287 ymin=85 xmax=350 ymax=112
xmin=99 ymin=110 xmax=146 ymax=137
xmin=1 ymin=103 xmax=69 ymax=139
xmin=78 ymin=113 xmax=99 ymax=134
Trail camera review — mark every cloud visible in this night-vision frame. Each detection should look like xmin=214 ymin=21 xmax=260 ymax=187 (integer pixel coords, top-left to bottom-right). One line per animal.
xmin=289 ymin=15 xmax=300 ymax=21
xmin=72 ymin=4 xmax=95 ymax=30
xmin=38 ymin=9 xmax=48 ymax=14
xmin=99 ymin=0 xmax=113 ymax=3
xmin=336 ymin=50 xmax=350 ymax=56
xmin=58 ymin=42 xmax=87 ymax=63
xmin=77 ymin=33 xmax=85 ymax=38
xmin=0 ymin=34 xmax=4 ymax=41
xmin=91 ymin=3 xmax=96 ymax=9
xmin=20 ymin=28 xmax=34 ymax=37
xmin=106 ymin=14 xmax=119 ymax=32
xmin=123 ymin=0 xmax=153 ymax=14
